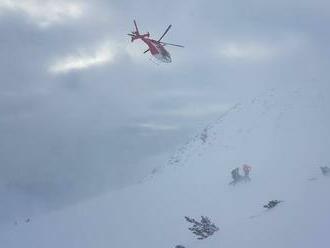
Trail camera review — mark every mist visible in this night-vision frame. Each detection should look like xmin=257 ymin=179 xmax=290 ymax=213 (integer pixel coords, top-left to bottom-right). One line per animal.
xmin=0 ymin=0 xmax=329 ymax=225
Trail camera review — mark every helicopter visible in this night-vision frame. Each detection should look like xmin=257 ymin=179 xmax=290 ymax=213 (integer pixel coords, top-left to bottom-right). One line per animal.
xmin=128 ymin=20 xmax=184 ymax=63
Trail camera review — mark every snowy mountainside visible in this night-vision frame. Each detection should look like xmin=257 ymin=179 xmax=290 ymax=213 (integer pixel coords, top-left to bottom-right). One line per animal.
xmin=167 ymin=103 xmax=241 ymax=167
xmin=0 ymin=87 xmax=329 ymax=248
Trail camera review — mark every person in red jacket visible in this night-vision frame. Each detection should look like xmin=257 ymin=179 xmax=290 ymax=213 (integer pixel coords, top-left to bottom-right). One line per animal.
xmin=242 ymin=164 xmax=252 ymax=179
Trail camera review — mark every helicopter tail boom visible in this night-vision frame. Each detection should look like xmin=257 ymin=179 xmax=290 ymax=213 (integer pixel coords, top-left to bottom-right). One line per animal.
xmin=129 ymin=20 xmax=150 ymax=42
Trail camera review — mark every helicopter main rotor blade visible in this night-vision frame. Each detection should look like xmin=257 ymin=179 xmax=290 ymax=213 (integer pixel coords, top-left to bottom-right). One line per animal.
xmin=143 ymin=48 xmax=150 ymax=54
xmin=158 ymin=25 xmax=172 ymax=42
xmin=160 ymin=42 xmax=184 ymax=48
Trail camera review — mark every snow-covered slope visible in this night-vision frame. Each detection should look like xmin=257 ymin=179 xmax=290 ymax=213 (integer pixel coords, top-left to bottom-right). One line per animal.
xmin=1 ymin=87 xmax=329 ymax=248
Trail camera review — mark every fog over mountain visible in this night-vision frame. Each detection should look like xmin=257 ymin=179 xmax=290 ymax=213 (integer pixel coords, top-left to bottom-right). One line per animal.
xmin=0 ymin=0 xmax=329 ymax=230
xmin=1 ymin=86 xmax=329 ymax=248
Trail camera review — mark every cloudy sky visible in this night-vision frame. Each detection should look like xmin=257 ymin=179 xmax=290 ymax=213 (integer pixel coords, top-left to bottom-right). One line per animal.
xmin=0 ymin=0 xmax=329 ymax=224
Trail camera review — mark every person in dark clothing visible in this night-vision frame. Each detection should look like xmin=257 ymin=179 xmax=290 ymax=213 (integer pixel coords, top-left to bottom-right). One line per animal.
xmin=231 ymin=167 xmax=241 ymax=182
xmin=320 ymin=166 xmax=330 ymax=176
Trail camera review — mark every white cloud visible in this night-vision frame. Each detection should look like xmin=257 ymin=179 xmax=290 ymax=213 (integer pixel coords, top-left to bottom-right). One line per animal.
xmin=124 ymin=43 xmax=152 ymax=65
xmin=137 ymin=123 xmax=179 ymax=131
xmin=0 ymin=0 xmax=84 ymax=27
xmin=49 ymin=42 xmax=115 ymax=74
xmin=217 ymin=35 xmax=306 ymax=62
xmin=165 ymin=103 xmax=233 ymax=118
xmin=218 ymin=42 xmax=276 ymax=61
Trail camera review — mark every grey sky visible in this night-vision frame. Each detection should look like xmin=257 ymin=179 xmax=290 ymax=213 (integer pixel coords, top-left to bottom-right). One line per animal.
xmin=0 ymin=0 xmax=329 ymax=224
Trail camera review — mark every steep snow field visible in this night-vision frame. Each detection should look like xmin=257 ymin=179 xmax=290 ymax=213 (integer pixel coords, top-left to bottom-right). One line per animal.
xmin=1 ymin=87 xmax=329 ymax=248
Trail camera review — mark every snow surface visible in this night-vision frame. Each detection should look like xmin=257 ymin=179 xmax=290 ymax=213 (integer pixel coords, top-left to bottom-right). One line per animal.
xmin=1 ymin=87 xmax=329 ymax=248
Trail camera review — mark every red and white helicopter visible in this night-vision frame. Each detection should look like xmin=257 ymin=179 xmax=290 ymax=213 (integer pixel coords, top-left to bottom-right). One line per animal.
xmin=128 ymin=20 xmax=184 ymax=63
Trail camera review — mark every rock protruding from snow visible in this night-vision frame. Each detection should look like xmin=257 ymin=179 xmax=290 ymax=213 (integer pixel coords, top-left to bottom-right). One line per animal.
xmin=263 ymin=200 xmax=282 ymax=209
xmin=185 ymin=216 xmax=219 ymax=240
